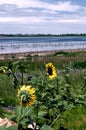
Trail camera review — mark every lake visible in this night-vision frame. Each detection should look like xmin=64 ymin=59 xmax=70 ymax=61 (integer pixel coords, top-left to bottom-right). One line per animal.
xmin=0 ymin=36 xmax=86 ymax=54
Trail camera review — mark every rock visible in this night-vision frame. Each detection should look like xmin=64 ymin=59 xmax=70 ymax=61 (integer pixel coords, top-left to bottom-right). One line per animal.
xmin=0 ymin=117 xmax=17 ymax=128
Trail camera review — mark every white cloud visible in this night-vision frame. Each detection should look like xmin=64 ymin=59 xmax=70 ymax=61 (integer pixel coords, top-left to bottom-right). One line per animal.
xmin=0 ymin=15 xmax=86 ymax=24
xmin=0 ymin=0 xmax=86 ymax=34
xmin=0 ymin=0 xmax=83 ymax=24
xmin=0 ymin=0 xmax=81 ymax=12
xmin=0 ymin=0 xmax=84 ymax=24
xmin=0 ymin=16 xmax=45 ymax=23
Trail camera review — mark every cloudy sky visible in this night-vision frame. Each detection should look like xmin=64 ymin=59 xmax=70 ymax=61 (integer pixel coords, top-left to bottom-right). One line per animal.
xmin=0 ymin=0 xmax=86 ymax=34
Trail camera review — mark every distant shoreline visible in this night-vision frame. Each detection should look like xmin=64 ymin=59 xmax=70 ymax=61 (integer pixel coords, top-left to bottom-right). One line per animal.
xmin=0 ymin=33 xmax=86 ymax=37
xmin=0 ymin=48 xmax=86 ymax=60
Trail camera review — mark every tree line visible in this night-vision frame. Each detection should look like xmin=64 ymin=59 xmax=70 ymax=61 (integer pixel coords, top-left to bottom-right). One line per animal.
xmin=0 ymin=33 xmax=86 ymax=37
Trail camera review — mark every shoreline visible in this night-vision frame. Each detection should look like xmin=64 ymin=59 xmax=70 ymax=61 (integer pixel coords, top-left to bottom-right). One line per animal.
xmin=0 ymin=48 xmax=86 ymax=60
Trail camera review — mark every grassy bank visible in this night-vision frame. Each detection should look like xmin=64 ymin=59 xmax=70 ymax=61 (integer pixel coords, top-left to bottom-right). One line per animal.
xmin=0 ymin=50 xmax=86 ymax=130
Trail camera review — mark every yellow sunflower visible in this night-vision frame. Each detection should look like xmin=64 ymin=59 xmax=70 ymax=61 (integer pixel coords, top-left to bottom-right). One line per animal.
xmin=17 ymin=85 xmax=36 ymax=107
xmin=46 ymin=63 xmax=57 ymax=80
xmin=0 ymin=68 xmax=6 ymax=74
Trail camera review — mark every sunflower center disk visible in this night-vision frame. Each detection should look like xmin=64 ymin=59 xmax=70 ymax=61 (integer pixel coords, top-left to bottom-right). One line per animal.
xmin=48 ymin=67 xmax=52 ymax=75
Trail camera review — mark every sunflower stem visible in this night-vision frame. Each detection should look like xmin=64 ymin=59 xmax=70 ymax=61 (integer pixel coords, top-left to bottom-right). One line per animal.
xmin=21 ymin=71 xmax=24 ymax=85
xmin=35 ymin=102 xmax=39 ymax=124
xmin=17 ymin=102 xmax=22 ymax=129
xmin=11 ymin=68 xmax=18 ymax=83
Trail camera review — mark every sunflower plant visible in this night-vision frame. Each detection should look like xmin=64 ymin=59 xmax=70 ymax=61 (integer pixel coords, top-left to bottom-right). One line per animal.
xmin=0 ymin=62 xmax=37 ymax=130
xmin=0 ymin=60 xmax=85 ymax=130
xmin=27 ymin=63 xmax=59 ymax=126
xmin=0 ymin=61 xmax=57 ymax=129
xmin=27 ymin=62 xmax=82 ymax=128
xmin=2 ymin=85 xmax=37 ymax=130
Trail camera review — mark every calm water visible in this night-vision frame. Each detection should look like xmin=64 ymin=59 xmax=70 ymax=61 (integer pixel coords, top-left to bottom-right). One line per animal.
xmin=0 ymin=36 xmax=86 ymax=54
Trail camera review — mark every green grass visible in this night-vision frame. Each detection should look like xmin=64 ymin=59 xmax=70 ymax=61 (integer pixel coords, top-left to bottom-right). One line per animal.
xmin=53 ymin=105 xmax=86 ymax=130
xmin=65 ymin=106 xmax=86 ymax=130
xmin=0 ymin=74 xmax=17 ymax=106
xmin=26 ymin=51 xmax=86 ymax=70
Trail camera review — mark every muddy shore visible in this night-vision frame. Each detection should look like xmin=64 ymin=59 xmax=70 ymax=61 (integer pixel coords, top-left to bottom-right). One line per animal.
xmin=0 ymin=48 xmax=86 ymax=60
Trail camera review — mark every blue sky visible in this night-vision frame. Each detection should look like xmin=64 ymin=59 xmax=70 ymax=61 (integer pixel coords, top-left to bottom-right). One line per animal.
xmin=0 ymin=0 xmax=86 ymax=34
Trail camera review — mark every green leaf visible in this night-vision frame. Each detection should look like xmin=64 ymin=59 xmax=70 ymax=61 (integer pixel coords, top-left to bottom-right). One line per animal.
xmin=0 ymin=123 xmax=7 ymax=130
xmin=49 ymin=109 xmax=55 ymax=117
xmin=38 ymin=111 xmax=47 ymax=117
xmin=3 ymin=113 xmax=15 ymax=121
xmin=14 ymin=106 xmax=20 ymax=117
xmin=75 ymin=99 xmax=86 ymax=105
xmin=41 ymin=93 xmax=46 ymax=98
xmin=40 ymin=125 xmax=54 ymax=130
xmin=12 ymin=61 xmax=21 ymax=66
xmin=19 ymin=118 xmax=29 ymax=125
xmin=55 ymin=95 xmax=61 ymax=100
xmin=21 ymin=106 xmax=33 ymax=118
xmin=6 ymin=126 xmax=17 ymax=130
xmin=66 ymin=104 xmax=75 ymax=110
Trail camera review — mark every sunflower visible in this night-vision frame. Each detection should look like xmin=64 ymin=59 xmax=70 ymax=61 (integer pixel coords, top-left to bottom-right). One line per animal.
xmin=46 ymin=63 xmax=57 ymax=80
xmin=0 ymin=67 xmax=6 ymax=74
xmin=17 ymin=85 xmax=36 ymax=107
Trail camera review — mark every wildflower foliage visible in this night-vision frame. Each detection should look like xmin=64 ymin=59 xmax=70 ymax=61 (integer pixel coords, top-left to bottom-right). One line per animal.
xmin=0 ymin=60 xmax=86 ymax=130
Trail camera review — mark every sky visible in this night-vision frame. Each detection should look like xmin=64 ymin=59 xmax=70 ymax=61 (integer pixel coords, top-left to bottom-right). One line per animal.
xmin=0 ymin=0 xmax=86 ymax=34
